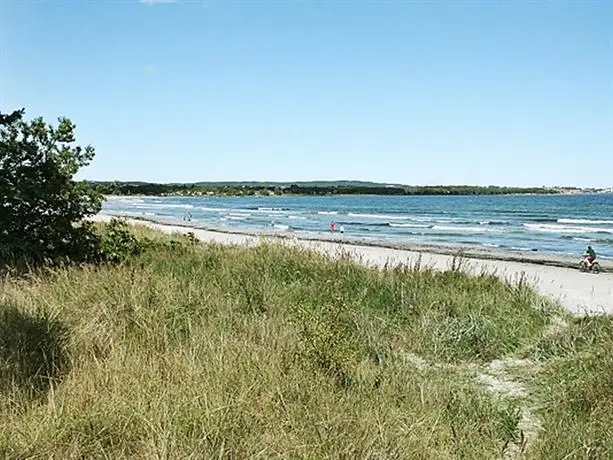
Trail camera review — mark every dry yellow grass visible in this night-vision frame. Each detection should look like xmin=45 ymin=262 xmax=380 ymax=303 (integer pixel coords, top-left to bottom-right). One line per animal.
xmin=1 ymin=226 xmax=611 ymax=458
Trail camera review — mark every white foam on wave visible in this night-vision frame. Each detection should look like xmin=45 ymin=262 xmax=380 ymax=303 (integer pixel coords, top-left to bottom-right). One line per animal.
xmin=273 ymin=224 xmax=290 ymax=231
xmin=348 ymin=212 xmax=409 ymax=220
xmin=524 ymin=223 xmax=613 ymax=234
xmin=558 ymin=218 xmax=613 ymax=225
xmin=228 ymin=212 xmax=251 ymax=218
xmin=197 ymin=206 xmax=230 ymax=213
xmin=317 ymin=211 xmax=339 ymax=215
xmin=389 ymin=223 xmax=433 ymax=229
xmin=256 ymin=207 xmax=286 ymax=213
xmin=109 ymin=211 xmax=156 ymax=217
xmin=133 ymin=203 xmax=194 ymax=210
xmin=432 ymin=225 xmax=503 ymax=233
xmin=107 ymin=199 xmax=146 ymax=206
xmin=409 ymin=216 xmax=437 ymax=222
xmin=105 ymin=197 xmax=145 ymax=204
xmin=573 ymin=237 xmax=593 ymax=242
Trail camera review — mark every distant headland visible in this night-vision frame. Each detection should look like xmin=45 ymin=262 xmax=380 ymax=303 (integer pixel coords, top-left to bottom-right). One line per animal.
xmin=89 ymin=181 xmax=611 ymax=197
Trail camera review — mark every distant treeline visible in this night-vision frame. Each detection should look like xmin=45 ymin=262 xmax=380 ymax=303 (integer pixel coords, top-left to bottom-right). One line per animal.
xmin=89 ymin=182 xmax=560 ymax=197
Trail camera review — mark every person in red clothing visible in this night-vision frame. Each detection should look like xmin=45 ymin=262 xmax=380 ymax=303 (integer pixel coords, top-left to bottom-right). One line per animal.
xmin=329 ymin=221 xmax=336 ymax=233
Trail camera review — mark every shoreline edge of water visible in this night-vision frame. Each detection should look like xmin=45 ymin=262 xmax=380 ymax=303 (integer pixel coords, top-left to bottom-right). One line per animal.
xmin=95 ymin=212 xmax=613 ymax=271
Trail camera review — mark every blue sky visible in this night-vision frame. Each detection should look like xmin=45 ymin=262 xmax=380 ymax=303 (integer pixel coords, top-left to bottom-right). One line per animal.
xmin=2 ymin=1 xmax=612 ymax=187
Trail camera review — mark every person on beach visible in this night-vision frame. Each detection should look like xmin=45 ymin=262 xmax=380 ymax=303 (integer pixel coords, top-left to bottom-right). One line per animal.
xmin=585 ymin=245 xmax=597 ymax=266
xmin=329 ymin=222 xmax=336 ymax=233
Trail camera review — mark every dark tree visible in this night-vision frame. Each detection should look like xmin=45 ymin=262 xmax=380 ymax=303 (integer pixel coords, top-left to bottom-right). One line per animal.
xmin=0 ymin=109 xmax=102 ymax=264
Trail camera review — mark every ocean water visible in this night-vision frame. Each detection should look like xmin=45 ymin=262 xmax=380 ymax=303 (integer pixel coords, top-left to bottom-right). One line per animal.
xmin=101 ymin=194 xmax=613 ymax=259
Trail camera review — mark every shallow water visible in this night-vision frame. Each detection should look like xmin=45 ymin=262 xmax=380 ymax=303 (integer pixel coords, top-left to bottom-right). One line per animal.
xmin=102 ymin=194 xmax=613 ymax=259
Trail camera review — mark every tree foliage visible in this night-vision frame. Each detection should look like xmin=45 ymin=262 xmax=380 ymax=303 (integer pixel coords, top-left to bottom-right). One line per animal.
xmin=90 ymin=181 xmax=559 ymax=197
xmin=0 ymin=109 xmax=102 ymax=264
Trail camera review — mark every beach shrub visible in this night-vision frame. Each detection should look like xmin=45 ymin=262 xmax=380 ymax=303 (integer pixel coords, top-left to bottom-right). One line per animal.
xmin=0 ymin=109 xmax=102 ymax=266
xmin=98 ymin=219 xmax=146 ymax=264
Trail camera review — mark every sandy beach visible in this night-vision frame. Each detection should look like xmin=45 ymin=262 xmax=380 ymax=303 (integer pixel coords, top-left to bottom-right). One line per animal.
xmin=92 ymin=214 xmax=613 ymax=315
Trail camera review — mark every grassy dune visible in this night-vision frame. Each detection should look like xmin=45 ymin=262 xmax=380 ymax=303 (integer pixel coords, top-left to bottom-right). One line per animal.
xmin=1 ymin=225 xmax=612 ymax=458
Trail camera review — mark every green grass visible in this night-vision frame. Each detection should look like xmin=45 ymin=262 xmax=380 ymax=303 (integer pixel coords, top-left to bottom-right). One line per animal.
xmin=526 ymin=315 xmax=613 ymax=459
xmin=0 ymin=225 xmax=612 ymax=458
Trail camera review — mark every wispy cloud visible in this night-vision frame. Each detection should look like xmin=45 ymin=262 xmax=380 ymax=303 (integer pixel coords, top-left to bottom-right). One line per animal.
xmin=139 ymin=0 xmax=177 ymax=4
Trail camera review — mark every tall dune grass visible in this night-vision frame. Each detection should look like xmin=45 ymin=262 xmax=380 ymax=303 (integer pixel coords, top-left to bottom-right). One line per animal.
xmin=1 ymin=225 xmax=611 ymax=458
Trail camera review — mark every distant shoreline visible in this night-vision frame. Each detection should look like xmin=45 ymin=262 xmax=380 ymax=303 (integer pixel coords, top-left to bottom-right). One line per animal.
xmin=94 ymin=212 xmax=613 ymax=271
xmin=103 ymin=191 xmax=612 ymax=199
xmin=90 ymin=181 xmax=611 ymax=197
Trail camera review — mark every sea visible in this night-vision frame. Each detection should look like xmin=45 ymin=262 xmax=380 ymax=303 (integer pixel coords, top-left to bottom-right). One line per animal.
xmin=101 ymin=193 xmax=613 ymax=259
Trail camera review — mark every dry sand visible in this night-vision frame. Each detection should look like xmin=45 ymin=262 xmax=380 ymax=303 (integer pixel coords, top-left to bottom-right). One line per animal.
xmin=92 ymin=215 xmax=613 ymax=315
